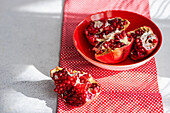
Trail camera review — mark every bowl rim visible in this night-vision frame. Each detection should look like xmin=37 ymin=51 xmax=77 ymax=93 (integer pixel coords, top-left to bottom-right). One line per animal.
xmin=73 ymin=10 xmax=163 ymax=68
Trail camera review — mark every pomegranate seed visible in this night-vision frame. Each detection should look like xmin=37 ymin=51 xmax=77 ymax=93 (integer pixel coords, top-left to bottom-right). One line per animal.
xmin=104 ymin=26 xmax=110 ymax=31
xmin=63 ymin=95 xmax=67 ymax=99
xmin=85 ymin=30 xmax=88 ymax=35
xmin=99 ymin=34 xmax=104 ymax=39
xmin=136 ymin=42 xmax=141 ymax=46
xmin=110 ymin=26 xmax=114 ymax=31
xmin=119 ymin=34 xmax=124 ymax=39
xmin=115 ymin=34 xmax=120 ymax=39
xmin=58 ymin=80 xmax=62 ymax=83
xmin=71 ymin=81 xmax=75 ymax=86
xmin=110 ymin=39 xmax=114 ymax=43
xmin=135 ymin=30 xmax=140 ymax=36
xmin=127 ymin=37 xmax=132 ymax=41
xmin=116 ymin=25 xmax=120 ymax=29
xmin=121 ymin=31 xmax=126 ymax=37
xmin=120 ymin=25 xmax=124 ymax=30
xmin=135 ymin=38 xmax=140 ymax=43
xmin=123 ymin=20 xmax=127 ymax=25
xmin=113 ymin=22 xmax=116 ymax=27
xmin=103 ymin=42 xmax=109 ymax=48
xmin=54 ymin=88 xmax=59 ymax=92
xmin=139 ymin=48 xmax=145 ymax=53
xmin=152 ymin=39 xmax=157 ymax=43
xmin=131 ymin=33 xmax=137 ymax=38
xmin=105 ymin=31 xmax=109 ymax=35
xmin=88 ymin=36 xmax=96 ymax=43
xmin=98 ymin=50 xmax=104 ymax=54
xmin=58 ymin=72 xmax=62 ymax=77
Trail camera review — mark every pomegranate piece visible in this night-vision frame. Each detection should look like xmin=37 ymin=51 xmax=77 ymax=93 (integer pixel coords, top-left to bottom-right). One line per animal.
xmin=129 ymin=26 xmax=158 ymax=60
xmin=93 ymin=30 xmax=134 ymax=63
xmin=50 ymin=67 xmax=101 ymax=107
xmin=85 ymin=17 xmax=130 ymax=46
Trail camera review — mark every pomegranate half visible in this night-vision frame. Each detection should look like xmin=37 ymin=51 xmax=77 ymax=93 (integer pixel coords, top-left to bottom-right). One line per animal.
xmin=50 ymin=67 xmax=101 ymax=107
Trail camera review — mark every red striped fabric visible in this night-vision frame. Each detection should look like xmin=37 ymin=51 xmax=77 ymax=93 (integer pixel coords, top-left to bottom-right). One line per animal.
xmin=58 ymin=0 xmax=164 ymax=112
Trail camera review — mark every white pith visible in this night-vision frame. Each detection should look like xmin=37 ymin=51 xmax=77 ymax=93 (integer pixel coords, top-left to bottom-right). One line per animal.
xmin=94 ymin=20 xmax=103 ymax=28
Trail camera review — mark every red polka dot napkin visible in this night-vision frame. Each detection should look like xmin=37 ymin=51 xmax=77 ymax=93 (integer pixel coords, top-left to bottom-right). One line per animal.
xmin=58 ymin=0 xmax=164 ymax=112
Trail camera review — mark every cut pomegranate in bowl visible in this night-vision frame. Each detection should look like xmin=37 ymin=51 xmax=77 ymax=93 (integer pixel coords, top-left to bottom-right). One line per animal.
xmin=73 ymin=10 xmax=162 ymax=70
xmin=50 ymin=67 xmax=101 ymax=107
xmin=129 ymin=26 xmax=158 ymax=60
xmin=94 ymin=30 xmax=134 ymax=63
xmin=85 ymin=17 xmax=130 ymax=46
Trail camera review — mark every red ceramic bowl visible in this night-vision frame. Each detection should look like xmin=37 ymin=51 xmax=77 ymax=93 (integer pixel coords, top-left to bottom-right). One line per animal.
xmin=73 ymin=10 xmax=162 ymax=70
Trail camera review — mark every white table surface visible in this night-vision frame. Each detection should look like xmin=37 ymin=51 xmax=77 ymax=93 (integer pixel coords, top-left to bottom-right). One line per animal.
xmin=0 ymin=0 xmax=170 ymax=112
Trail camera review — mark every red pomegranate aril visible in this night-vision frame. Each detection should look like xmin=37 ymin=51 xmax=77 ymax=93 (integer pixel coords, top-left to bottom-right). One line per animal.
xmin=123 ymin=20 xmax=127 ymax=25
xmin=121 ymin=31 xmax=126 ymax=37
xmin=135 ymin=30 xmax=140 ymax=36
xmin=152 ymin=39 xmax=157 ymax=43
xmin=103 ymin=42 xmax=109 ymax=48
xmin=115 ymin=44 xmax=120 ymax=48
xmin=98 ymin=50 xmax=104 ymax=54
xmin=105 ymin=31 xmax=110 ymax=35
xmin=135 ymin=38 xmax=140 ymax=43
xmin=116 ymin=25 xmax=120 ymax=29
xmin=120 ymin=25 xmax=124 ymax=30
xmin=85 ymin=30 xmax=89 ymax=35
xmin=110 ymin=26 xmax=114 ymax=31
xmin=104 ymin=26 xmax=110 ymax=31
xmin=119 ymin=34 xmax=124 ymax=39
xmin=115 ymin=34 xmax=120 ymax=39
xmin=113 ymin=22 xmax=117 ymax=27
xmin=139 ymin=48 xmax=145 ymax=53
xmin=110 ymin=39 xmax=114 ymax=43
xmin=127 ymin=37 xmax=132 ymax=41
xmin=131 ymin=33 xmax=137 ymax=38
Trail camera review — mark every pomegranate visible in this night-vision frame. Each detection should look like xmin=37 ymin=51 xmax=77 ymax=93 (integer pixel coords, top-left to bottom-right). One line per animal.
xmin=85 ymin=17 xmax=130 ymax=46
xmin=50 ymin=67 xmax=101 ymax=107
xmin=94 ymin=30 xmax=134 ymax=63
xmin=129 ymin=26 xmax=158 ymax=60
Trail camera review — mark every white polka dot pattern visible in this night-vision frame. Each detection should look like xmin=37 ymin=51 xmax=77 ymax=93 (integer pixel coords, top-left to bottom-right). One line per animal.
xmin=58 ymin=0 xmax=164 ymax=112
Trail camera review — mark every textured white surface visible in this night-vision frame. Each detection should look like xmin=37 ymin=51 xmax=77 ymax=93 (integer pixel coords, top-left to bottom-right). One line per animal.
xmin=0 ymin=0 xmax=170 ymax=113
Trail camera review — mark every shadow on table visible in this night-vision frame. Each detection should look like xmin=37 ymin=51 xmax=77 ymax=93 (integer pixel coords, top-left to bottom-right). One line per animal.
xmin=0 ymin=0 xmax=66 ymax=112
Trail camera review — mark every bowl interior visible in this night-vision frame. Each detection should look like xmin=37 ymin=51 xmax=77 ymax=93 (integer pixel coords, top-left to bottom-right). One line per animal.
xmin=73 ymin=10 xmax=162 ymax=66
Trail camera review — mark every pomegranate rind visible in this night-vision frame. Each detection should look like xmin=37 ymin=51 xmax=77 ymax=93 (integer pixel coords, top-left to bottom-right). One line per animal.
xmin=95 ymin=38 xmax=134 ymax=64
xmin=50 ymin=67 xmax=101 ymax=108
xmin=129 ymin=26 xmax=158 ymax=60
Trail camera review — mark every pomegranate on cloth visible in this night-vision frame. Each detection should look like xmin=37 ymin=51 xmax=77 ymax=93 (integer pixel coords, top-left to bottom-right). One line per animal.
xmin=50 ymin=67 xmax=101 ymax=107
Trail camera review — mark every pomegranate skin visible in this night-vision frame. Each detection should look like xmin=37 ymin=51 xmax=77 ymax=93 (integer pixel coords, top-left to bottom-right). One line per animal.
xmin=95 ymin=38 xmax=134 ymax=64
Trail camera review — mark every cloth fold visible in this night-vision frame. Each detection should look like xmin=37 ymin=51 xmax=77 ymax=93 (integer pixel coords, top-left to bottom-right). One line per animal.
xmin=59 ymin=0 xmax=164 ymax=112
